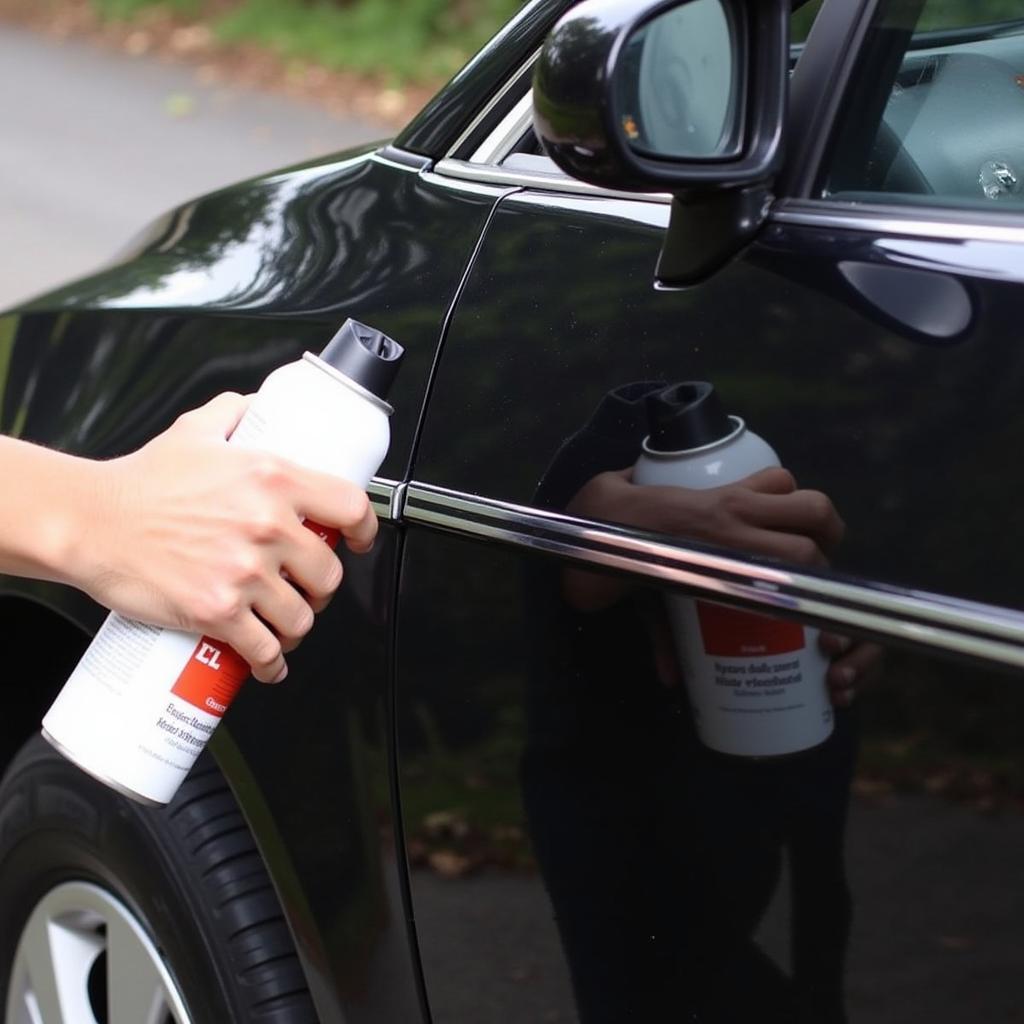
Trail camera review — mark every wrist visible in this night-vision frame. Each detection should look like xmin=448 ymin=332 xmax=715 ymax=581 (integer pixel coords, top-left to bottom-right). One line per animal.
xmin=43 ymin=455 xmax=120 ymax=591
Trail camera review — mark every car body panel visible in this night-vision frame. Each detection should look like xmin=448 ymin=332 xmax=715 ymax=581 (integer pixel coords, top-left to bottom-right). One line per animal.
xmin=396 ymin=96 xmax=1024 ymax=1018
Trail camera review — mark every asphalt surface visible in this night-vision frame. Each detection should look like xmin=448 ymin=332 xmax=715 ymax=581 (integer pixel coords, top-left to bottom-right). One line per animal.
xmin=0 ymin=24 xmax=387 ymax=309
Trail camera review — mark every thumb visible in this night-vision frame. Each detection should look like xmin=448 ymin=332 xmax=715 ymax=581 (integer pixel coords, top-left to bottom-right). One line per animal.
xmin=178 ymin=392 xmax=251 ymax=439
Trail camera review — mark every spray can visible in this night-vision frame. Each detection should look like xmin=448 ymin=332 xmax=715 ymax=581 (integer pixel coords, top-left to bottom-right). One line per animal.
xmin=632 ymin=382 xmax=833 ymax=757
xmin=42 ymin=319 xmax=404 ymax=805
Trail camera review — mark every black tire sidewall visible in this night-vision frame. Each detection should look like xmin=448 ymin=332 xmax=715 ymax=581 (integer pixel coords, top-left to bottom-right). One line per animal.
xmin=0 ymin=737 xmax=235 ymax=1024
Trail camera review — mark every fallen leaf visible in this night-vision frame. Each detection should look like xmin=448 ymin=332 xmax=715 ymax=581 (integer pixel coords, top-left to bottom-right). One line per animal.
xmin=428 ymin=850 xmax=473 ymax=878
xmin=164 ymin=92 xmax=196 ymax=118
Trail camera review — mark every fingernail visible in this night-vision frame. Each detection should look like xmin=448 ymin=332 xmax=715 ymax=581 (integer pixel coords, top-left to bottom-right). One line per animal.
xmin=838 ymin=666 xmax=856 ymax=686
xmin=273 ymin=664 xmax=288 ymax=684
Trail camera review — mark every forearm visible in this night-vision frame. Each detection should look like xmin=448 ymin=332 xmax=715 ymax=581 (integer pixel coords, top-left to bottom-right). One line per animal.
xmin=0 ymin=435 xmax=105 ymax=588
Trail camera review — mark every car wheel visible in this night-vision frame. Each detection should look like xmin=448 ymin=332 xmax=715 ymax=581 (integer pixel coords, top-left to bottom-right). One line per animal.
xmin=0 ymin=735 xmax=316 ymax=1024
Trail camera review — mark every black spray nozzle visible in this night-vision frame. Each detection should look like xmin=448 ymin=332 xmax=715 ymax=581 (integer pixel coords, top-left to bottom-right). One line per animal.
xmin=319 ymin=319 xmax=404 ymax=401
xmin=645 ymin=382 xmax=733 ymax=453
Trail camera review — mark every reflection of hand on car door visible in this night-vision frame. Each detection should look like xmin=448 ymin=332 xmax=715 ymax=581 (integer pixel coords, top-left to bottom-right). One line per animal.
xmin=562 ymin=463 xmax=881 ymax=704
xmin=562 ymin=463 xmax=843 ymax=609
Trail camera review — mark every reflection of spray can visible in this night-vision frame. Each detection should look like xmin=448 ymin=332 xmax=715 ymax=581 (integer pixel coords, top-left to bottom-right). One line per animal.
xmin=42 ymin=319 xmax=404 ymax=805
xmin=632 ymin=383 xmax=833 ymax=757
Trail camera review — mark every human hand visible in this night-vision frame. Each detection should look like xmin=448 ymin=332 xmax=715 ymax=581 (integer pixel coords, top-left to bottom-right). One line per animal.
xmin=819 ymin=632 xmax=884 ymax=707
xmin=563 ymin=466 xmax=843 ymax=612
xmin=67 ymin=393 xmax=377 ymax=682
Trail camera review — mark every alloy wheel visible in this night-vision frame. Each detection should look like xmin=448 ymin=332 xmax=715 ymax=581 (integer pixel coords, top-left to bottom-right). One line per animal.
xmin=5 ymin=880 xmax=192 ymax=1024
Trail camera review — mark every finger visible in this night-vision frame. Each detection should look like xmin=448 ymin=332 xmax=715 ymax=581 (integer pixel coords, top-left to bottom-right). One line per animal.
xmin=833 ymin=641 xmax=885 ymax=680
xmin=819 ymin=632 xmax=853 ymax=656
xmin=223 ymin=614 xmax=287 ymax=683
xmin=740 ymin=490 xmax=845 ymax=551
xmin=740 ymin=467 xmax=798 ymax=495
xmin=178 ymin=392 xmax=250 ymax=439
xmin=280 ymin=522 xmax=344 ymax=608
xmin=739 ymin=526 xmax=829 ymax=567
xmin=289 ymin=470 xmax=378 ymax=552
xmin=827 ymin=642 xmax=885 ymax=699
xmin=253 ymin=575 xmax=316 ymax=649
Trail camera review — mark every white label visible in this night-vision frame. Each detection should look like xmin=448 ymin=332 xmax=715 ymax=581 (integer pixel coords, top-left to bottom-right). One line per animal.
xmin=671 ymin=599 xmax=834 ymax=756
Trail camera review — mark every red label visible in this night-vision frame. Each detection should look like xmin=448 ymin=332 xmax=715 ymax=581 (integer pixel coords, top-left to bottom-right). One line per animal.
xmin=171 ymin=637 xmax=250 ymax=718
xmin=696 ymin=601 xmax=804 ymax=657
xmin=303 ymin=518 xmax=340 ymax=549
xmin=170 ymin=519 xmax=338 ymax=718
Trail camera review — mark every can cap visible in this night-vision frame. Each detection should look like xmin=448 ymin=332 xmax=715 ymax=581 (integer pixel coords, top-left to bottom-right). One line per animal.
xmin=645 ymin=382 xmax=732 ymax=453
xmin=319 ymin=319 xmax=404 ymax=401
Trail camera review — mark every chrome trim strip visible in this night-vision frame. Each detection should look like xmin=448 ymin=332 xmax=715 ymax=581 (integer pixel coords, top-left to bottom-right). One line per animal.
xmin=403 ymin=483 xmax=1024 ymax=669
xmin=368 ymin=478 xmax=400 ymax=521
xmin=390 ymin=481 xmax=408 ymax=522
xmin=370 ymin=151 xmax=423 ymax=174
xmin=420 ymin=167 xmax=518 ymax=199
xmin=447 ymin=53 xmax=538 ymax=158
xmin=469 ymin=90 xmax=535 ymax=165
xmin=435 ymin=158 xmax=672 ymax=204
xmin=772 ymin=204 xmax=1024 ymax=244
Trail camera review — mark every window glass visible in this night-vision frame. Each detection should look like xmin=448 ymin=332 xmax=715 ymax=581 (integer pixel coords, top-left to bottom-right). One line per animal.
xmin=919 ymin=1 xmax=1023 ymax=30
xmin=823 ymin=1 xmax=1024 ymax=207
xmin=791 ymin=0 xmax=825 ymax=44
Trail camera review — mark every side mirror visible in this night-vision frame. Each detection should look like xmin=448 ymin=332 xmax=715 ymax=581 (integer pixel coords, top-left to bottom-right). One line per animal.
xmin=533 ymin=0 xmax=790 ymax=285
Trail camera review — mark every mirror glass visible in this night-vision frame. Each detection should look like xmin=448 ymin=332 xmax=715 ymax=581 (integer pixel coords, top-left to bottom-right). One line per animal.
xmin=615 ymin=0 xmax=743 ymax=160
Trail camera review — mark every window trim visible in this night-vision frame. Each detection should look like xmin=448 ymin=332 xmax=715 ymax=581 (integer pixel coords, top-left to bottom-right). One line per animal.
xmin=428 ymin=0 xmax=1024 ymax=237
xmin=773 ymin=197 xmax=1024 ymax=244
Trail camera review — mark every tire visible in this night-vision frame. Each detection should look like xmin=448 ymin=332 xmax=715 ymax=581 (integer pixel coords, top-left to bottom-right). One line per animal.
xmin=0 ymin=734 xmax=317 ymax=1024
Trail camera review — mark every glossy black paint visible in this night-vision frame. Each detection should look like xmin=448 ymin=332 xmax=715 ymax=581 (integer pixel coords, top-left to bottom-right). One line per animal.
xmin=396 ymin=528 xmax=1024 ymax=1022
xmin=0 ymin=146 xmax=500 ymax=1024
xmin=411 ymin=190 xmax=1024 ymax=610
xmin=16 ymin=149 xmax=498 ymax=483
xmin=398 ymin=187 xmax=1024 ymax=1022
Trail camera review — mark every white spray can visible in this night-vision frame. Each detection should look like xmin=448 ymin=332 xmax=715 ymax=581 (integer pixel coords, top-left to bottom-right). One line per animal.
xmin=42 ymin=319 xmax=404 ymax=805
xmin=632 ymin=382 xmax=834 ymax=757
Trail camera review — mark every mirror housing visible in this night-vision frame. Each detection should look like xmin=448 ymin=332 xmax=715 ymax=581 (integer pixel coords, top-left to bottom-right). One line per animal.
xmin=533 ymin=0 xmax=790 ymax=284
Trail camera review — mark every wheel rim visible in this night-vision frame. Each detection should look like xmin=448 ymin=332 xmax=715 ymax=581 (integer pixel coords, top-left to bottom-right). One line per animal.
xmin=5 ymin=880 xmax=192 ymax=1024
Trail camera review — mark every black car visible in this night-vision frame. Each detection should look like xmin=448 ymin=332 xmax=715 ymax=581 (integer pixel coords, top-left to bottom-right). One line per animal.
xmin=2 ymin=0 xmax=1024 ymax=1021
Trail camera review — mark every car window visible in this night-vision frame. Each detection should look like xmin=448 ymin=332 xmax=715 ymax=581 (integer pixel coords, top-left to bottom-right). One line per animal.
xmin=822 ymin=1 xmax=1024 ymax=208
xmin=790 ymin=0 xmax=824 ymax=44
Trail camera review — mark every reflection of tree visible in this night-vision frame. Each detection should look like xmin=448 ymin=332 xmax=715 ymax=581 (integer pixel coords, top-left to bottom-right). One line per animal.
xmin=918 ymin=1 xmax=1024 ymax=29
xmin=26 ymin=149 xmax=439 ymax=322
xmin=536 ymin=15 xmax=607 ymax=106
xmin=534 ymin=15 xmax=610 ymax=144
xmin=34 ymin=185 xmax=279 ymax=310
xmin=793 ymin=0 xmax=1024 ymax=43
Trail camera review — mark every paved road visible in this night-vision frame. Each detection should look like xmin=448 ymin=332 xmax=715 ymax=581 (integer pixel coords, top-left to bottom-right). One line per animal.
xmin=0 ymin=24 xmax=387 ymax=309
xmin=411 ymin=793 xmax=1024 ymax=1024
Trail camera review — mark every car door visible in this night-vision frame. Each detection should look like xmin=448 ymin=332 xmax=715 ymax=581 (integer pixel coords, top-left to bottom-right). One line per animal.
xmin=394 ymin=1 xmax=1024 ymax=1022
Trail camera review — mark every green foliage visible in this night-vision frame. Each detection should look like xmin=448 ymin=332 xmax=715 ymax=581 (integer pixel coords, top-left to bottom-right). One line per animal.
xmin=85 ymin=0 xmax=1024 ymax=87
xmin=919 ymin=0 xmax=1024 ymax=30
xmin=93 ymin=0 xmax=200 ymax=18
xmin=214 ymin=0 xmax=523 ymax=82
xmin=90 ymin=0 xmax=524 ymax=83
